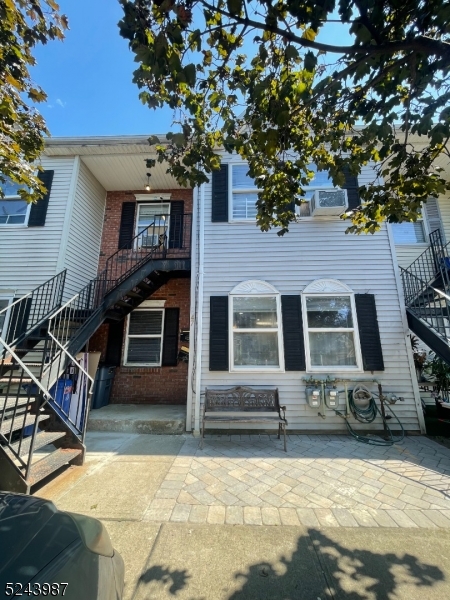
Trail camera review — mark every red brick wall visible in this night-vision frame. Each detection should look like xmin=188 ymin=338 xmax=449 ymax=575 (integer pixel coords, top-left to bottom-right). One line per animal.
xmin=88 ymin=188 xmax=193 ymax=405
xmin=98 ymin=188 xmax=193 ymax=271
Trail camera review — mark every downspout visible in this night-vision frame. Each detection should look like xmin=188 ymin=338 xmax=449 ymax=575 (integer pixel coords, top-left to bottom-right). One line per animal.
xmin=386 ymin=222 xmax=427 ymax=433
xmin=194 ymin=182 xmax=205 ymax=435
xmin=185 ymin=185 xmax=199 ymax=432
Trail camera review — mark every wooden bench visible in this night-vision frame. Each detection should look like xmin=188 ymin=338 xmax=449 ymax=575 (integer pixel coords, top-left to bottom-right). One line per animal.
xmin=201 ymin=386 xmax=288 ymax=451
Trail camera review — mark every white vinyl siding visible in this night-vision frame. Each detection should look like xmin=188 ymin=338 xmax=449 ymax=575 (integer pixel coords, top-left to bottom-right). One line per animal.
xmin=0 ymin=157 xmax=75 ymax=296
xmin=62 ymin=160 xmax=106 ymax=298
xmin=196 ymin=154 xmax=422 ymax=433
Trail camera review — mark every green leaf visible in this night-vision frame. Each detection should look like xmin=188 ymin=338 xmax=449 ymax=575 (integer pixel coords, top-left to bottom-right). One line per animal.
xmin=184 ymin=64 xmax=196 ymax=87
xmin=227 ymin=0 xmax=242 ymax=16
xmin=304 ymin=51 xmax=317 ymax=72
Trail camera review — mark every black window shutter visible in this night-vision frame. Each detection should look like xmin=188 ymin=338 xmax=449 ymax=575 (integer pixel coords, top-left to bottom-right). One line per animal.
xmin=168 ymin=201 xmax=184 ymax=248
xmin=343 ymin=167 xmax=360 ymax=211
xmin=105 ymin=321 xmax=125 ymax=366
xmin=162 ymin=308 xmax=179 ymax=366
xmin=118 ymin=202 xmax=136 ymax=249
xmin=28 ymin=170 xmax=54 ymax=227
xmin=211 ymin=164 xmax=229 ymax=222
xmin=355 ymin=294 xmax=384 ymax=371
xmin=6 ymin=297 xmax=32 ymax=345
xmin=281 ymin=295 xmax=306 ymax=371
xmin=209 ymin=296 xmax=229 ymax=370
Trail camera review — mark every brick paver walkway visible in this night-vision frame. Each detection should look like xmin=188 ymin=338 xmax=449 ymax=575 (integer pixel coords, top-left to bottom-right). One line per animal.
xmin=144 ymin=434 xmax=450 ymax=528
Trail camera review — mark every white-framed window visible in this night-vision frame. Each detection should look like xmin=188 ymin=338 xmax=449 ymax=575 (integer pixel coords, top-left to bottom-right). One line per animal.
xmin=302 ymin=280 xmax=363 ymax=372
xmin=227 ymin=162 xmax=343 ymax=221
xmin=229 ymin=280 xmax=284 ymax=372
xmin=124 ymin=308 xmax=165 ymax=366
xmin=229 ymin=164 xmax=259 ymax=221
xmin=391 ymin=221 xmax=427 ymax=244
xmin=135 ymin=202 xmax=170 ymax=249
xmin=0 ymin=178 xmax=30 ymax=226
xmin=295 ymin=165 xmax=337 ymax=217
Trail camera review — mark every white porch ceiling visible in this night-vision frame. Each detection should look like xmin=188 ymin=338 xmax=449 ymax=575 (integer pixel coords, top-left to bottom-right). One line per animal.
xmin=44 ymin=135 xmax=187 ymax=191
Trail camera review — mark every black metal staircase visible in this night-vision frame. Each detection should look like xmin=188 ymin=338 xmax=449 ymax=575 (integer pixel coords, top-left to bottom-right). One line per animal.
xmin=400 ymin=230 xmax=450 ymax=363
xmin=0 ymin=213 xmax=192 ymax=492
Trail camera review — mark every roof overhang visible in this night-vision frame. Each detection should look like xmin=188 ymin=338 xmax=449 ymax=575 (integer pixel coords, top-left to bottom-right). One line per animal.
xmin=43 ymin=135 xmax=187 ymax=191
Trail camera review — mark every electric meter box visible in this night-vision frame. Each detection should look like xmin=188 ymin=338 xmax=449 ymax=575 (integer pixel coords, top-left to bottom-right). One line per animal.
xmin=325 ymin=387 xmax=340 ymax=409
xmin=306 ymin=386 xmax=321 ymax=408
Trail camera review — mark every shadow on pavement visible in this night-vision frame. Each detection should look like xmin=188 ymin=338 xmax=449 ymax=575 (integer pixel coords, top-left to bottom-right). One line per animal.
xmin=133 ymin=526 xmax=448 ymax=600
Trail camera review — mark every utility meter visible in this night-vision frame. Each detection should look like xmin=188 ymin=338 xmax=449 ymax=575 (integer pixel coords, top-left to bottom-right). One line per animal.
xmin=325 ymin=386 xmax=340 ymax=409
xmin=306 ymin=386 xmax=321 ymax=408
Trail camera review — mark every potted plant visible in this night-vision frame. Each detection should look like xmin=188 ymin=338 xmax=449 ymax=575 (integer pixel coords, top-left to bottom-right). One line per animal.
xmin=410 ymin=336 xmax=427 ymax=381
xmin=426 ymin=352 xmax=450 ymax=402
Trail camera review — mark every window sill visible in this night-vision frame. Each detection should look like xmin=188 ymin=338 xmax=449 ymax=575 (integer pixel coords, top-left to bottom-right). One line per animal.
xmin=306 ymin=367 xmax=363 ymax=374
xmin=123 ymin=363 xmax=162 ymax=368
xmin=0 ymin=224 xmax=29 ymax=229
xmin=394 ymin=243 xmax=429 ymax=247
xmin=229 ymin=367 xmax=285 ymax=373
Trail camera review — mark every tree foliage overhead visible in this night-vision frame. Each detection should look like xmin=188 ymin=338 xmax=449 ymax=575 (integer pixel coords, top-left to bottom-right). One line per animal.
xmin=0 ymin=0 xmax=68 ymax=202
xmin=120 ymin=0 xmax=450 ymax=234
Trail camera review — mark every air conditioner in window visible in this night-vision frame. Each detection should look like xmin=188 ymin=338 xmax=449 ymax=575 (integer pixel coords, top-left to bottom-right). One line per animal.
xmin=310 ymin=189 xmax=348 ymax=216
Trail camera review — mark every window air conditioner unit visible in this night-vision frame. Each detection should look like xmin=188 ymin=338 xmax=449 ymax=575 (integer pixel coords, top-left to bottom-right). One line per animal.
xmin=310 ymin=189 xmax=348 ymax=216
xmin=140 ymin=234 xmax=159 ymax=248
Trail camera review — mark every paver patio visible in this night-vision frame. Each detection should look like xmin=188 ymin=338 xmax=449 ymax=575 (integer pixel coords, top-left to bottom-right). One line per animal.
xmin=142 ymin=434 xmax=450 ymax=528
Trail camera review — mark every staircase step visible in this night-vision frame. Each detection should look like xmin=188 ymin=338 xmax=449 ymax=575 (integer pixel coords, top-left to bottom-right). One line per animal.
xmin=126 ymin=290 xmax=146 ymax=300
xmin=136 ymin=281 xmax=153 ymax=292
xmin=116 ymin=299 xmax=134 ymax=309
xmin=1 ymin=397 xmax=35 ymax=412
xmin=0 ymin=377 xmax=33 ymax=384
xmin=10 ymin=430 xmax=66 ymax=458
xmin=28 ymin=448 xmax=82 ymax=487
xmin=0 ymin=413 xmax=49 ymax=435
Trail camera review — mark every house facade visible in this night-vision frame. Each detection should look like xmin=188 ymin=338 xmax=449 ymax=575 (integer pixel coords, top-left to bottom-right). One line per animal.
xmin=186 ymin=153 xmax=426 ymax=435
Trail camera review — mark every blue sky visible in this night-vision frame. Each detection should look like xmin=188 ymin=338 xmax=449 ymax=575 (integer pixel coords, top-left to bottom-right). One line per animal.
xmin=32 ymin=0 xmax=174 ymax=137
xmin=32 ymin=1 xmax=352 ymax=138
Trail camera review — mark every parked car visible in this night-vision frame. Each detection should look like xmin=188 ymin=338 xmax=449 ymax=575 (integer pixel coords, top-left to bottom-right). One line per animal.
xmin=0 ymin=492 xmax=124 ymax=599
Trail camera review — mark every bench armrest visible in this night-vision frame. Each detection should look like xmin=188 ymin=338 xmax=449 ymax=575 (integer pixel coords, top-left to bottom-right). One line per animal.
xmin=279 ymin=405 xmax=287 ymax=420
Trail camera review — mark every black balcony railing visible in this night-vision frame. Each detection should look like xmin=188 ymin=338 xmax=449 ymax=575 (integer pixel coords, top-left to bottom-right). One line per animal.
xmin=0 ymin=270 xmax=66 ymax=352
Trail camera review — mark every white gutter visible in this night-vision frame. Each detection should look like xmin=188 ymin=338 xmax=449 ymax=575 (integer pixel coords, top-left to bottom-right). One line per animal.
xmin=185 ymin=185 xmax=200 ymax=432
xmin=193 ymin=182 xmax=205 ymax=435
xmin=44 ymin=134 xmax=170 ymax=148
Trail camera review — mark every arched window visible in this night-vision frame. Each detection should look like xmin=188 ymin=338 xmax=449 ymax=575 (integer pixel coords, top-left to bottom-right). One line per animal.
xmin=229 ymin=280 xmax=284 ymax=371
xmin=302 ymin=279 xmax=363 ymax=372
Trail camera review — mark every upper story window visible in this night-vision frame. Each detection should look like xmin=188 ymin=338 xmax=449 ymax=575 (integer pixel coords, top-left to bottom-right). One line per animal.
xmin=391 ymin=221 xmax=426 ymax=244
xmin=0 ymin=178 xmax=30 ymax=226
xmin=229 ymin=280 xmax=284 ymax=371
xmin=135 ymin=202 xmax=170 ymax=249
xmin=302 ymin=279 xmax=362 ymax=372
xmin=296 ymin=166 xmax=336 ymax=217
xmin=229 ymin=164 xmax=258 ymax=221
xmin=227 ymin=163 xmax=341 ymax=221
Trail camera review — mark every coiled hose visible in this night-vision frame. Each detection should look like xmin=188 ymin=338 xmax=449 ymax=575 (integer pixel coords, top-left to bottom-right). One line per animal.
xmin=336 ymin=385 xmax=405 ymax=446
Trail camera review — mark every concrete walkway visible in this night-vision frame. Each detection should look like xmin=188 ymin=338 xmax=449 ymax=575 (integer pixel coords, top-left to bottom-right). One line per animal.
xmin=36 ymin=433 xmax=450 ymax=599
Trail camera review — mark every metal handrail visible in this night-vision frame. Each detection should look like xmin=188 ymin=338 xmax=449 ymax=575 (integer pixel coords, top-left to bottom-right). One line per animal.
xmin=400 ymin=266 xmax=450 ymax=341
xmin=0 ymin=270 xmax=67 ymax=350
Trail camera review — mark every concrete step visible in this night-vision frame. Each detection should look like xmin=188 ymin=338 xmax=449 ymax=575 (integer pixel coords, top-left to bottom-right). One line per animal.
xmin=87 ymin=404 xmax=186 ymax=434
